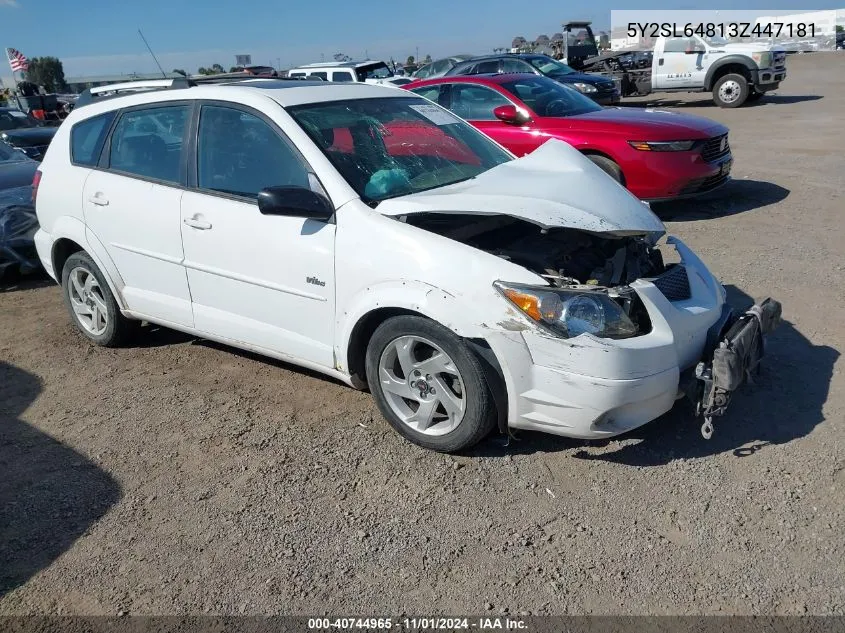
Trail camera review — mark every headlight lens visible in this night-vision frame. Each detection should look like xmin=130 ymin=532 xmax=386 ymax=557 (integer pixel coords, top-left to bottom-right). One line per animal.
xmin=751 ymin=52 xmax=773 ymax=68
xmin=495 ymin=282 xmax=639 ymax=340
xmin=628 ymin=140 xmax=697 ymax=152
xmin=572 ymin=82 xmax=598 ymax=93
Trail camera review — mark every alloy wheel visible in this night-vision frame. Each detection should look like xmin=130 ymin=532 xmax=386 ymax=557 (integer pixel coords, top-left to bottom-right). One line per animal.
xmin=67 ymin=266 xmax=109 ymax=336
xmin=377 ymin=335 xmax=467 ymax=436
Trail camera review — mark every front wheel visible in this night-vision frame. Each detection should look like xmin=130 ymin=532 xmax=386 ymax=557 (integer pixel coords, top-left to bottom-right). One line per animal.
xmin=365 ymin=315 xmax=497 ymax=452
xmin=586 ymin=154 xmax=624 ymax=185
xmin=713 ymin=74 xmax=749 ymax=108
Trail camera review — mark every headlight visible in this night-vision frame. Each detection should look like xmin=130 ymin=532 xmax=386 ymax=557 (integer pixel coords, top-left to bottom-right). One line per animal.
xmin=628 ymin=140 xmax=697 ymax=152
xmin=494 ymin=282 xmax=639 ymax=340
xmin=571 ymin=82 xmax=598 ymax=93
xmin=751 ymin=51 xmax=773 ymax=68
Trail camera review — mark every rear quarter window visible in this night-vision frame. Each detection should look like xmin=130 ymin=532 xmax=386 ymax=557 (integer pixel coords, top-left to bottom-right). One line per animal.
xmin=70 ymin=111 xmax=116 ymax=166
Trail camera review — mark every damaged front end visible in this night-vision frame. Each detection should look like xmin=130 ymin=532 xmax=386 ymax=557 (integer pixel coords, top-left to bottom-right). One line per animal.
xmin=689 ymin=298 xmax=782 ymax=439
xmin=403 ymin=213 xmax=668 ymax=340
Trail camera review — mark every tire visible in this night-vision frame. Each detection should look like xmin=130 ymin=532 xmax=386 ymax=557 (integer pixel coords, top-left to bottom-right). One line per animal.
xmin=61 ymin=251 xmax=139 ymax=347
xmin=586 ymin=154 xmax=624 ymax=185
xmin=365 ymin=315 xmax=497 ymax=453
xmin=712 ymin=73 xmax=749 ymax=108
xmin=746 ymin=90 xmax=764 ymax=102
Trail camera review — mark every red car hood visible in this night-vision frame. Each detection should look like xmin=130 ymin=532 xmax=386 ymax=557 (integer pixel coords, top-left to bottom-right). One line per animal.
xmin=557 ymin=108 xmax=728 ymax=140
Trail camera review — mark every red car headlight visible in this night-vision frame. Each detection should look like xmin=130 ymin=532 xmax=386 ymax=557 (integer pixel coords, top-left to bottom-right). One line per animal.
xmin=628 ymin=140 xmax=697 ymax=152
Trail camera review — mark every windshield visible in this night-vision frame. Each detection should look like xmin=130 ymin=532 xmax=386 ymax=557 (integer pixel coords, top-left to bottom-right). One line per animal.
xmin=527 ymin=56 xmax=575 ymax=76
xmin=356 ymin=62 xmax=393 ymax=80
xmin=0 ymin=109 xmax=40 ymax=131
xmin=288 ymin=97 xmax=512 ymax=203
xmin=500 ymin=76 xmax=602 ymax=117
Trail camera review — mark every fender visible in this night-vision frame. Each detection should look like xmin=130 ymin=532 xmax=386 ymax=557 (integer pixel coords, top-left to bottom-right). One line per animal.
xmin=335 ymin=279 xmax=467 ymax=374
xmin=704 ymin=56 xmax=758 ymax=90
xmin=49 ymin=215 xmax=129 ymax=311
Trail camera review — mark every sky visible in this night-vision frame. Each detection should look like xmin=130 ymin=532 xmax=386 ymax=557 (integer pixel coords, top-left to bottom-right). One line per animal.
xmin=1 ymin=0 xmax=843 ymax=86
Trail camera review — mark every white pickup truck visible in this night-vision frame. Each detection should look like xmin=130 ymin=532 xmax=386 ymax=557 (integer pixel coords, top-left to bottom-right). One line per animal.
xmin=601 ymin=35 xmax=787 ymax=107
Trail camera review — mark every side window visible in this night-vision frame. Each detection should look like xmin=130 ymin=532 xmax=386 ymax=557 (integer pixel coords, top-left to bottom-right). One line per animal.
xmin=501 ymin=58 xmax=531 ymax=73
xmin=409 ymin=85 xmax=442 ymax=103
xmin=309 ymin=72 xmax=328 ymax=81
xmin=71 ymin=111 xmax=116 ymax=166
xmin=664 ymin=38 xmax=693 ymax=53
xmin=332 ymin=71 xmax=353 ymax=82
xmin=290 ymin=72 xmax=306 ymax=78
xmin=449 ymin=84 xmax=511 ymax=121
xmin=431 ymin=59 xmax=450 ymax=75
xmin=197 ymin=105 xmax=311 ymax=199
xmin=109 ymin=105 xmax=188 ymax=184
xmin=473 ymin=60 xmax=500 ymax=74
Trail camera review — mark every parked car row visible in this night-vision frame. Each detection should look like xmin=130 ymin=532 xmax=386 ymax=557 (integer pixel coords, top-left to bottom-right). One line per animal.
xmin=25 ymin=75 xmax=780 ymax=454
xmin=0 ymin=106 xmax=59 ymax=161
xmin=406 ymin=74 xmax=732 ymax=201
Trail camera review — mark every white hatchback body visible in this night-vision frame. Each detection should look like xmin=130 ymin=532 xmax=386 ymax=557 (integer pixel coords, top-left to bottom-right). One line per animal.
xmin=34 ymin=78 xmax=735 ymax=451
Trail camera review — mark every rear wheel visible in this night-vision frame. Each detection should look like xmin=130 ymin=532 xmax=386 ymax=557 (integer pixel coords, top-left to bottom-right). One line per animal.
xmin=61 ymin=251 xmax=139 ymax=347
xmin=713 ymin=73 xmax=749 ymax=108
xmin=365 ymin=315 xmax=497 ymax=452
xmin=586 ymin=154 xmax=624 ymax=185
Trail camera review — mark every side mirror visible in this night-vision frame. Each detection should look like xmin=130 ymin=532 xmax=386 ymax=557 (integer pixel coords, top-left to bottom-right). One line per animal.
xmin=493 ymin=104 xmax=529 ymax=124
xmin=257 ymin=186 xmax=334 ymax=221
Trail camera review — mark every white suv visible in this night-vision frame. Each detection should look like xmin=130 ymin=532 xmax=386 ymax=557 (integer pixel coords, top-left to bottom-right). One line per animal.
xmin=33 ymin=77 xmax=779 ymax=452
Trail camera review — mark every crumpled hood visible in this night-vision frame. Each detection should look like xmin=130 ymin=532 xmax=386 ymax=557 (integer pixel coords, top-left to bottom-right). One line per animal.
xmin=377 ymin=139 xmax=666 ymax=236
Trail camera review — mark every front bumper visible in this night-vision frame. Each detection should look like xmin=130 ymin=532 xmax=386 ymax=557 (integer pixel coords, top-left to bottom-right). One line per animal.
xmin=593 ymin=90 xmax=621 ymax=106
xmin=488 ymin=237 xmax=772 ymax=440
xmin=627 ymin=150 xmax=733 ymax=202
xmin=753 ymin=66 xmax=787 ymax=90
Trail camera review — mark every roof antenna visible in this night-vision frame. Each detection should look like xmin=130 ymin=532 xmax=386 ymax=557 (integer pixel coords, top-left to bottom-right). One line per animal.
xmin=138 ymin=29 xmax=167 ymax=78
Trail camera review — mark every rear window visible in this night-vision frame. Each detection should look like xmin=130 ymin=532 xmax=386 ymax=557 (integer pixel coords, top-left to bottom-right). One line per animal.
xmin=309 ymin=72 xmax=328 ymax=81
xmin=70 ymin=111 xmax=116 ymax=166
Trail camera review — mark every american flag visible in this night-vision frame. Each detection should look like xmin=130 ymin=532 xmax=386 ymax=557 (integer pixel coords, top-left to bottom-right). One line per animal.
xmin=5 ymin=48 xmax=29 ymax=73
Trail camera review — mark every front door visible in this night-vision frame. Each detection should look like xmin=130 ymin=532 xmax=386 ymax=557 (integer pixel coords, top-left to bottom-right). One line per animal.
xmin=448 ymin=83 xmax=539 ymax=157
xmin=82 ymin=103 xmax=194 ymax=326
xmin=653 ymin=37 xmax=707 ymax=90
xmin=179 ymin=103 xmax=336 ymax=368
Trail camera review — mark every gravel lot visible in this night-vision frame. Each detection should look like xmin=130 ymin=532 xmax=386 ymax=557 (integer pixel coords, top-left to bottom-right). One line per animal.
xmin=1 ymin=53 xmax=843 ymax=617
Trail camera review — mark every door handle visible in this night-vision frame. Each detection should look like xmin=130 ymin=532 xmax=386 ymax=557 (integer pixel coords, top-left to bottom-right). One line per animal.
xmin=658 ymin=58 xmax=664 ymax=66
xmin=183 ymin=215 xmax=212 ymax=230
xmin=88 ymin=194 xmax=109 ymax=206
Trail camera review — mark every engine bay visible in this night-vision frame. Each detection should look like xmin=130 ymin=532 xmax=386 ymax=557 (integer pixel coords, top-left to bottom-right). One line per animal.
xmin=403 ymin=214 xmax=667 ymax=288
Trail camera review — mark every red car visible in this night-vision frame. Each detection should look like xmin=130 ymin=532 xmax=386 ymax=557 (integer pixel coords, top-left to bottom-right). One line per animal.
xmin=405 ymin=74 xmax=733 ymax=201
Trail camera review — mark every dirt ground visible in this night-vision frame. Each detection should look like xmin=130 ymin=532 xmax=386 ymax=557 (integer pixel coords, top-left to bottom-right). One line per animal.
xmin=1 ymin=53 xmax=843 ymax=617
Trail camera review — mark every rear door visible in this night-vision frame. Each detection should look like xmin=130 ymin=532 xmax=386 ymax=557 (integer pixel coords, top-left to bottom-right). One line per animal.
xmin=82 ymin=102 xmax=194 ymax=326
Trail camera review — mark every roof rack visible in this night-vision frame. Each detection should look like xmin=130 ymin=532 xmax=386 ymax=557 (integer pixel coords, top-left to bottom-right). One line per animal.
xmin=75 ymin=74 xmax=307 ymax=108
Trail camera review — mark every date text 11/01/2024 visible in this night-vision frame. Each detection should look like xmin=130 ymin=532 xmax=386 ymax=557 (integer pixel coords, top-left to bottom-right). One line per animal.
xmin=627 ymin=22 xmax=817 ymax=39
xmin=307 ymin=617 xmax=528 ymax=630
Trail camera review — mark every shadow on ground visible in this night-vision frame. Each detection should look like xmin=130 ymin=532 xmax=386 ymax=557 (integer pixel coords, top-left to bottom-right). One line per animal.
xmin=652 ymin=179 xmax=790 ymax=221
xmin=0 ymin=268 xmax=53 ymax=293
xmin=619 ymin=94 xmax=823 ymax=109
xmin=0 ymin=362 xmax=122 ymax=598
xmin=471 ymin=285 xmax=837 ymax=464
